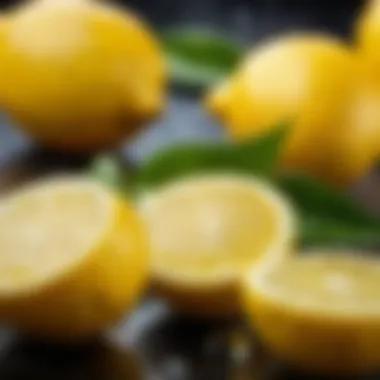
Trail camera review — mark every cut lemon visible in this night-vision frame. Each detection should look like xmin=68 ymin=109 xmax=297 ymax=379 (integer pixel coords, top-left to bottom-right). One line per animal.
xmin=243 ymin=252 xmax=380 ymax=374
xmin=0 ymin=176 xmax=148 ymax=341
xmin=139 ymin=175 xmax=295 ymax=315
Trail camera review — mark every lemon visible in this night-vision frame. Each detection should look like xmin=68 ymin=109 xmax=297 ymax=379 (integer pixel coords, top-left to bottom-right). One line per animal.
xmin=206 ymin=34 xmax=380 ymax=186
xmin=243 ymin=252 xmax=380 ymax=374
xmin=0 ymin=0 xmax=166 ymax=152
xmin=356 ymin=0 xmax=380 ymax=83
xmin=355 ymin=0 xmax=380 ymax=162
xmin=340 ymin=82 xmax=380 ymax=183
xmin=139 ymin=175 xmax=295 ymax=315
xmin=0 ymin=177 xmax=148 ymax=341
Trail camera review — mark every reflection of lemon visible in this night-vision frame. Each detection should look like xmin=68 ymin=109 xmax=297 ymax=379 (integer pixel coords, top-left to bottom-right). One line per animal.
xmin=94 ymin=342 xmax=143 ymax=380
xmin=0 ymin=177 xmax=148 ymax=341
xmin=0 ymin=0 xmax=166 ymax=152
xmin=139 ymin=175 xmax=295 ymax=315
xmin=243 ymin=253 xmax=380 ymax=374
xmin=206 ymin=35 xmax=380 ymax=186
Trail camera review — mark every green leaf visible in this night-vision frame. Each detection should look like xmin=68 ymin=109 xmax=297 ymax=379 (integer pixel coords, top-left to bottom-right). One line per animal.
xmin=277 ymin=175 xmax=380 ymax=247
xmin=88 ymin=155 xmax=134 ymax=194
xmin=277 ymin=175 xmax=378 ymax=226
xmin=87 ymin=131 xmax=380 ymax=249
xmin=137 ymin=125 xmax=288 ymax=189
xmin=162 ymin=28 xmax=243 ymax=88
xmin=300 ymin=216 xmax=380 ymax=248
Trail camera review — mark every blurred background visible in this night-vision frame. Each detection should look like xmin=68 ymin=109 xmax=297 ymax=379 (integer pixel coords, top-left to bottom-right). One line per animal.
xmin=0 ymin=0 xmax=363 ymax=35
xmin=127 ymin=0 xmax=361 ymax=40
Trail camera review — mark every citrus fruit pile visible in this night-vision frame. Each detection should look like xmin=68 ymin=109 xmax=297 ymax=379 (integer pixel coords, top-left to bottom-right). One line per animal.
xmin=0 ymin=0 xmax=379 ymax=187
xmin=0 ymin=0 xmax=379 ymax=377
xmin=2 ymin=172 xmax=380 ymax=375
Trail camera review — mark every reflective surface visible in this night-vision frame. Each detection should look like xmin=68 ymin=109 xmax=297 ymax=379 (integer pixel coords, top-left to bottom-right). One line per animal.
xmin=0 ymin=298 xmax=379 ymax=380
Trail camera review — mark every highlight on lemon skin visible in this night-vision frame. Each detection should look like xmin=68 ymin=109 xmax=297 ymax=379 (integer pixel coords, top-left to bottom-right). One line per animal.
xmin=242 ymin=252 xmax=380 ymax=374
xmin=0 ymin=0 xmax=166 ymax=152
xmin=0 ymin=176 xmax=148 ymax=341
xmin=356 ymin=0 xmax=380 ymax=83
xmin=139 ymin=174 xmax=296 ymax=316
xmin=206 ymin=33 xmax=380 ymax=187
xmin=355 ymin=0 xmax=380 ymax=163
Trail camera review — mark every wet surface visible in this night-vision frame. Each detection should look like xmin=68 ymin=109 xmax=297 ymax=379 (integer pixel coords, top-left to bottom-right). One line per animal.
xmin=0 ymin=298 xmax=379 ymax=380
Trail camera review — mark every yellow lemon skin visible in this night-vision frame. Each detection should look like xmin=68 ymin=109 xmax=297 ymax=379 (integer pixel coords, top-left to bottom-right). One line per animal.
xmin=355 ymin=0 xmax=380 ymax=164
xmin=0 ymin=181 xmax=148 ymax=342
xmin=356 ymin=0 xmax=380 ymax=84
xmin=0 ymin=0 xmax=166 ymax=152
xmin=206 ymin=34 xmax=380 ymax=187
xmin=340 ymin=82 xmax=380 ymax=184
xmin=242 ymin=254 xmax=380 ymax=374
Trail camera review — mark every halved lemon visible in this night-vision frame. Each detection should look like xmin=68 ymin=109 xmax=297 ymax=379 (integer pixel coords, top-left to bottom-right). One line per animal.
xmin=0 ymin=176 xmax=148 ymax=341
xmin=139 ymin=175 xmax=295 ymax=315
xmin=243 ymin=252 xmax=380 ymax=374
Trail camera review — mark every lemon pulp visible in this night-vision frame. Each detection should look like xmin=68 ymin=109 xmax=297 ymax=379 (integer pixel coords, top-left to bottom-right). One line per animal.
xmin=0 ymin=177 xmax=148 ymax=340
xmin=0 ymin=179 xmax=111 ymax=292
xmin=243 ymin=253 xmax=380 ymax=373
xmin=140 ymin=175 xmax=295 ymax=314
xmin=257 ymin=254 xmax=380 ymax=315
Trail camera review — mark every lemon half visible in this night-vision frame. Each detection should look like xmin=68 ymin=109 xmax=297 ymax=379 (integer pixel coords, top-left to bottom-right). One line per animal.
xmin=243 ymin=252 xmax=380 ymax=374
xmin=139 ymin=175 xmax=295 ymax=315
xmin=0 ymin=177 xmax=148 ymax=341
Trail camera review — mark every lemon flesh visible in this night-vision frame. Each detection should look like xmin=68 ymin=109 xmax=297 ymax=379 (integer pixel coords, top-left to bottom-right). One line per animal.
xmin=140 ymin=175 xmax=295 ymax=315
xmin=243 ymin=253 xmax=380 ymax=374
xmin=0 ymin=180 xmax=110 ymax=291
xmin=0 ymin=177 xmax=148 ymax=341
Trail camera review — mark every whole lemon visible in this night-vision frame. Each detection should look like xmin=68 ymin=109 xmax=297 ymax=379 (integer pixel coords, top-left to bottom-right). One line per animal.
xmin=0 ymin=0 xmax=166 ymax=152
xmin=206 ymin=34 xmax=380 ymax=186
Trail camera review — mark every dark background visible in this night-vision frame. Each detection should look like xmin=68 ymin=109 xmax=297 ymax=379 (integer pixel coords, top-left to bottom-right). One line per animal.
xmin=0 ymin=1 xmax=373 ymax=380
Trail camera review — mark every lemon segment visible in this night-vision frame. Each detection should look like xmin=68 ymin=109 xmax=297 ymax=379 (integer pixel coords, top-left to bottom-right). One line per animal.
xmin=139 ymin=175 xmax=295 ymax=315
xmin=242 ymin=253 xmax=380 ymax=374
xmin=0 ymin=177 xmax=148 ymax=341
